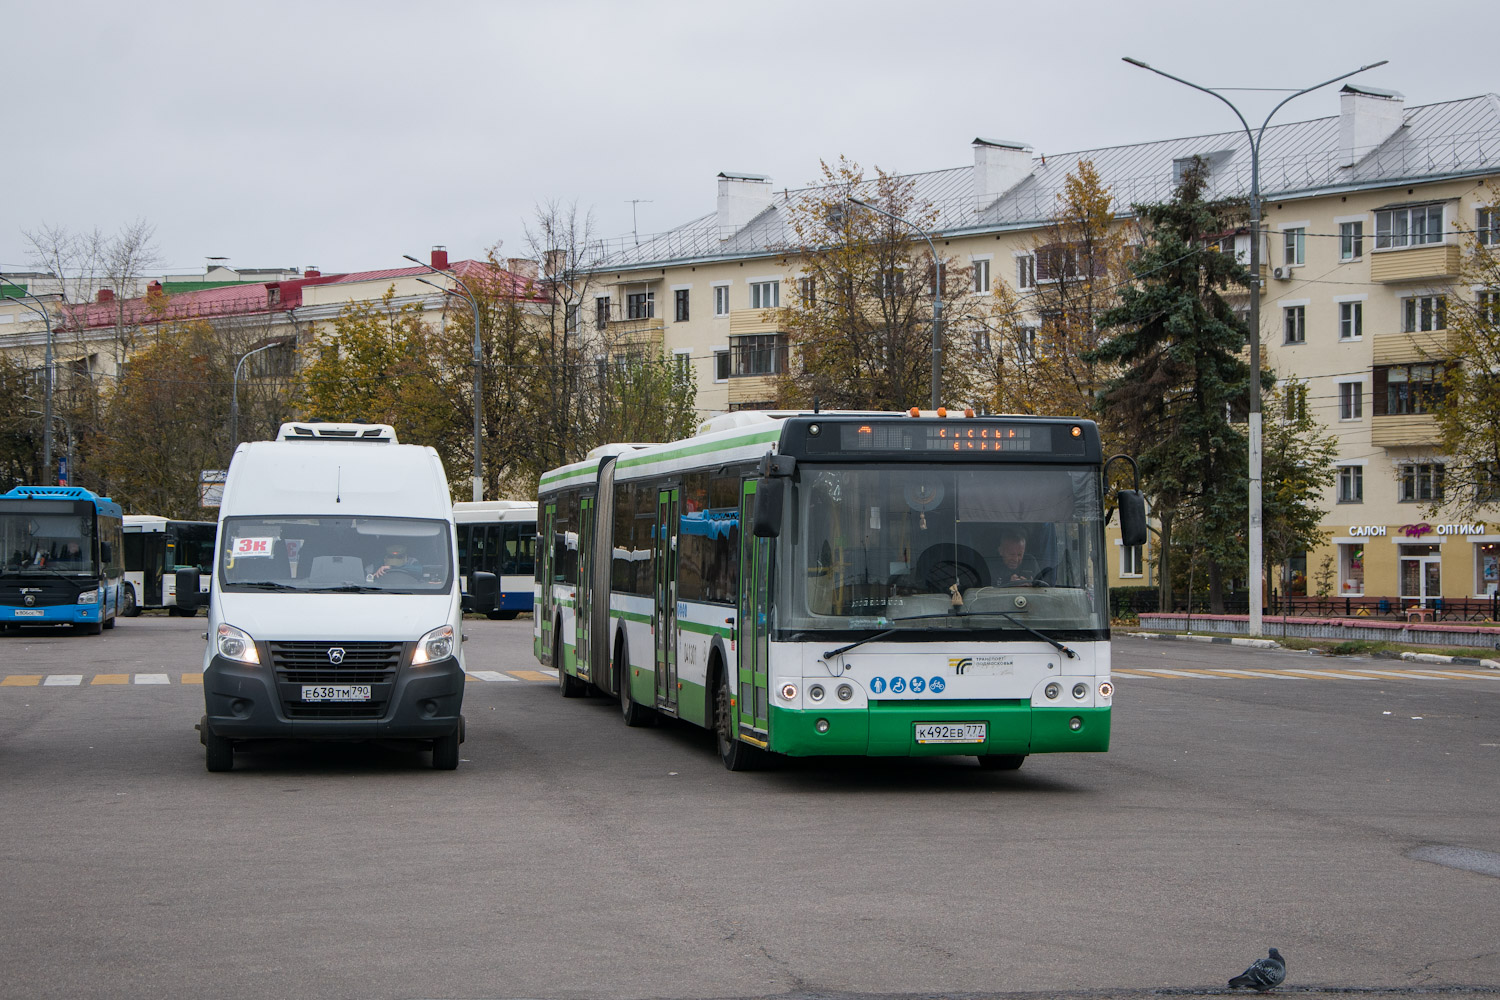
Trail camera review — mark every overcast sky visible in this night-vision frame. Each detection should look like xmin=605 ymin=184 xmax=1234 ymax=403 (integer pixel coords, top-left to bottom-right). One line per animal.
xmin=4 ymin=0 xmax=1496 ymax=278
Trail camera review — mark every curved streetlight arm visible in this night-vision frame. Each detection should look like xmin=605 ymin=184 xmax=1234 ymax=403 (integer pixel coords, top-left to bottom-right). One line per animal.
xmin=404 ymin=254 xmax=485 ymax=501
xmin=846 ymin=196 xmax=945 ymax=409
xmin=230 ymin=342 xmax=281 ymax=451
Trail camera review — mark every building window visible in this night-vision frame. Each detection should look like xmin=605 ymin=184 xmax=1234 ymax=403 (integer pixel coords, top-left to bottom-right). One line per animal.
xmin=1478 ymin=541 xmax=1499 ymax=596
xmin=1339 ymin=301 xmax=1363 ymax=340
xmin=972 ymin=258 xmax=991 ymax=294
xmin=750 ymin=280 xmax=779 ymax=309
xmin=626 ymin=290 xmax=655 ymax=320
xmin=972 ymin=327 xmax=991 ymax=354
xmin=729 ymin=334 xmax=786 ymax=376
xmin=674 ymin=289 xmax=689 ymax=322
xmin=1120 ymin=543 xmax=1143 ymax=578
xmin=1477 ymin=289 xmax=1500 ymax=325
xmin=798 ymin=276 xmax=816 ymax=307
xmin=1338 ymin=381 xmax=1363 ymax=420
xmin=1283 ymin=305 xmax=1305 ymax=344
xmin=1402 ymin=294 xmax=1447 ymax=332
xmin=1478 ymin=208 xmax=1500 ymax=247
xmin=595 ymin=296 xmax=610 ymax=329
xmin=1340 ymin=543 xmax=1365 ymax=596
xmin=713 ymin=349 xmax=730 ymax=382
xmin=1398 ymin=462 xmax=1445 ymax=502
xmin=1016 ymin=255 xmax=1036 ymax=289
xmin=1376 ymin=204 xmax=1445 ymax=249
xmin=1337 ymin=465 xmax=1363 ymax=503
xmin=713 ymin=285 xmax=729 ymax=317
xmin=1283 ymin=228 xmax=1305 ymax=266
xmin=1380 ymin=363 xmax=1444 ymax=415
xmin=1284 ymin=383 xmax=1308 ymax=421
xmin=672 ymin=349 xmax=692 ymax=376
xmin=1340 ymin=221 xmax=1364 ymax=260
xmin=1476 ymin=463 xmax=1500 ymax=503
xmin=1015 ymin=327 xmax=1038 ymax=362
xmin=565 ymin=304 xmax=579 ymax=334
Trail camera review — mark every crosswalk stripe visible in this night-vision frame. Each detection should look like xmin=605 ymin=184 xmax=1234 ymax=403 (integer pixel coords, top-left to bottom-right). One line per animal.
xmin=1340 ymin=669 xmax=1449 ymax=681
xmin=134 ymin=673 xmax=170 ymax=685
xmin=511 ymin=669 xmax=557 ymax=682
xmin=1 ymin=675 xmax=42 ymax=686
xmin=1112 ymin=670 xmax=1158 ymax=678
xmin=1416 ymin=669 xmax=1500 ymax=680
xmin=180 ymin=673 xmax=202 ymax=685
xmin=1133 ymin=668 xmax=1234 ymax=679
xmin=1277 ymin=668 xmax=1373 ymax=680
xmin=91 ymin=674 xmax=129 ymax=685
xmin=469 ymin=670 xmax=519 ymax=683
xmin=44 ymin=675 xmax=83 ymax=686
xmin=1214 ymin=668 xmax=1309 ymax=679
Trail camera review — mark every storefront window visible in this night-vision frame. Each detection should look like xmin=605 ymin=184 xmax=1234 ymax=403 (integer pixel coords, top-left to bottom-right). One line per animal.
xmin=1282 ymin=551 xmax=1308 ymax=597
xmin=1479 ymin=542 xmax=1499 ymax=597
xmin=1340 ymin=544 xmax=1365 ymax=596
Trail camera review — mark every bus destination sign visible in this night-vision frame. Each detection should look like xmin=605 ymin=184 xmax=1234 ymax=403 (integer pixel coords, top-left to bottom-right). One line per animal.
xmin=836 ymin=421 xmax=1080 ymax=454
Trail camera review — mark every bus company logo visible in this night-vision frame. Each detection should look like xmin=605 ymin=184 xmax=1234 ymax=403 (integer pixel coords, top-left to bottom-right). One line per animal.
xmin=327 ymin=647 xmax=346 ymax=665
xmin=949 ymin=657 xmax=973 ymax=674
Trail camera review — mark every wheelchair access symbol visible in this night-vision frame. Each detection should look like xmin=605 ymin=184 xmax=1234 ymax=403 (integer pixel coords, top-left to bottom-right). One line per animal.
xmin=889 ymin=676 xmax=907 ymax=694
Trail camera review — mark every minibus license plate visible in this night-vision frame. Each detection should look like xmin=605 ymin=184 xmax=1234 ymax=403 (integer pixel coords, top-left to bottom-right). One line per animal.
xmin=302 ymin=684 xmax=371 ymax=703
xmin=914 ymin=722 xmax=986 ymax=744
xmin=15 ymin=609 xmax=44 ymax=617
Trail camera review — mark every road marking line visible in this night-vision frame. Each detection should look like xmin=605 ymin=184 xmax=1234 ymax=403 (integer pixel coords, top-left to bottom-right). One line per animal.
xmin=134 ymin=673 xmax=170 ymax=685
xmin=1112 ymin=671 xmax=1158 ymax=678
xmin=180 ymin=673 xmax=202 ymax=685
xmin=1214 ymin=668 xmax=1309 ymax=679
xmin=2 ymin=675 xmax=42 ymax=686
xmin=1345 ymin=670 xmax=1450 ymax=681
xmin=91 ymin=674 xmax=130 ymax=685
xmin=469 ymin=670 xmax=518 ymax=683
xmin=1417 ymin=669 xmax=1500 ymax=680
xmin=44 ymin=675 xmax=83 ymax=686
xmin=1278 ymin=669 xmax=1374 ymax=680
xmin=510 ymin=669 xmax=556 ymax=682
xmin=1131 ymin=668 xmax=1234 ymax=679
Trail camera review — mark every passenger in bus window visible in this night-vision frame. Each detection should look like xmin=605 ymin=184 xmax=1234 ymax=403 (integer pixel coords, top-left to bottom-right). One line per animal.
xmin=995 ymin=527 xmax=1039 ymax=585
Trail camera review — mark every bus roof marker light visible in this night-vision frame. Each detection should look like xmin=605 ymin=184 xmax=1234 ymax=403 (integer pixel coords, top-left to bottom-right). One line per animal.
xmin=808 ymin=423 xmax=821 ymax=436
xmin=937 ymin=407 xmax=948 ymax=418
xmin=909 ymin=407 xmax=920 ymax=417
xmin=964 ymin=408 xmax=975 ymax=418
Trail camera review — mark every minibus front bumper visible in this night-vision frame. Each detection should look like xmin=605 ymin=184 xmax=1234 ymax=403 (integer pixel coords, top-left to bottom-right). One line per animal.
xmin=203 ymin=651 xmax=464 ymax=741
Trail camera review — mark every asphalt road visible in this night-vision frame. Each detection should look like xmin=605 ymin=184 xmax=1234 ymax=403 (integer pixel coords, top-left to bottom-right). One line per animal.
xmin=1 ymin=617 xmax=1497 ymax=1000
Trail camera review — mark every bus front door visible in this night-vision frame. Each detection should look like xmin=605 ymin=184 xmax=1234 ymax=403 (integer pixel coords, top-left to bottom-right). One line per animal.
xmin=143 ymin=534 xmax=164 ymax=606
xmin=736 ymin=481 xmax=770 ymax=740
xmin=655 ymin=488 xmax=679 ymax=713
xmin=576 ymin=496 xmax=594 ymax=682
xmin=538 ymin=502 xmax=557 ymax=663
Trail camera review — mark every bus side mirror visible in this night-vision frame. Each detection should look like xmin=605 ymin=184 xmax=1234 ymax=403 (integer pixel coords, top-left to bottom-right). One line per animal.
xmin=1117 ymin=490 xmax=1148 ymax=548
xmin=470 ymin=571 xmax=498 ymax=613
xmin=752 ymin=481 xmax=783 ymax=538
xmin=99 ymin=542 xmax=112 ymax=563
xmin=175 ymin=567 xmax=201 ymax=611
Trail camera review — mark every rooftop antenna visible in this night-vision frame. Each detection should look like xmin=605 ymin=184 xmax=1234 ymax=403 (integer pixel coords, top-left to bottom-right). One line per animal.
xmin=626 ymin=200 xmax=653 ymax=245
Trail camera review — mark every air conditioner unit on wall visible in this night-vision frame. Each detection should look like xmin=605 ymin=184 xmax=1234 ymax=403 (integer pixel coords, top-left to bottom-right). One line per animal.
xmin=1272 ymin=266 xmax=1290 ymax=280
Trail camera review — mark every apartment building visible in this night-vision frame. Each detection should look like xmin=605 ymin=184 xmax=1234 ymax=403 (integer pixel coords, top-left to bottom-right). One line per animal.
xmin=578 ymin=84 xmax=1500 ymax=602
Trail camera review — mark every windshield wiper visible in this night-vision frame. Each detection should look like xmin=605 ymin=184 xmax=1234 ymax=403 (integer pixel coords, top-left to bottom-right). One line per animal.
xmin=234 ymin=582 xmax=300 ymax=591
xmin=306 ymin=585 xmax=387 ymax=593
xmin=823 ymin=608 xmax=1077 ymax=661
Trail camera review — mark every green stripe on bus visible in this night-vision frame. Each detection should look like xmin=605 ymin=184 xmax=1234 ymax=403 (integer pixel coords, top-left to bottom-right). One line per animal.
xmin=616 ymin=427 xmax=781 ymax=470
xmin=610 ymin=610 xmax=652 ymax=625
xmin=678 ymin=619 xmax=731 ymax=637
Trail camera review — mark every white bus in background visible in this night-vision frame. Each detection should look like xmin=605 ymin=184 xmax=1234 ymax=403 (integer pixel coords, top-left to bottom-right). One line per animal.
xmin=453 ymin=500 xmax=537 ymax=619
xmin=121 ymin=515 xmax=215 ymax=616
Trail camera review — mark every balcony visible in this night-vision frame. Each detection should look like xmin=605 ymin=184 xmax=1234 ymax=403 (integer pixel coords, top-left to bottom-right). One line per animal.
xmin=602 ymin=316 xmax=664 ymax=353
xmin=728 ymin=309 xmax=783 ymax=336
xmin=1371 ymin=412 xmax=1440 ymax=448
xmin=1371 ymin=329 xmax=1458 ymax=365
xmin=727 ymin=375 xmax=778 ymax=408
xmin=1369 ymin=244 xmax=1461 ymax=283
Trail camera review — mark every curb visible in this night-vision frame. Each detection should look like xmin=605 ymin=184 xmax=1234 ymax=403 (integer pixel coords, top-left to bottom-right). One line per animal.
xmin=1125 ymin=631 xmax=1280 ymax=650
xmin=1375 ymin=649 xmax=1500 ymax=670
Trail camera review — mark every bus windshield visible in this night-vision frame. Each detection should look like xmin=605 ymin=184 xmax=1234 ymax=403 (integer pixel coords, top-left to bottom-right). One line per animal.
xmin=218 ymin=516 xmax=453 ymax=593
xmin=0 ymin=504 xmax=96 ymax=576
xmin=173 ymin=522 xmax=217 ymax=574
xmin=787 ymin=464 xmax=1106 ymax=632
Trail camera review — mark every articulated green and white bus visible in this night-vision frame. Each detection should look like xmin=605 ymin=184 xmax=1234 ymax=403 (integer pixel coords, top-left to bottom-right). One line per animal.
xmin=534 ymin=410 xmax=1145 ymax=771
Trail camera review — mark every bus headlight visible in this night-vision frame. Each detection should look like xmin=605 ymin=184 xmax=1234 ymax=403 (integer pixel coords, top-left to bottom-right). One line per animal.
xmin=1072 ymin=682 xmax=1088 ymax=700
xmin=1045 ymin=682 xmax=1061 ymax=700
xmin=412 ymin=624 xmax=455 ymax=665
xmin=77 ymin=589 xmax=98 ymax=605
xmin=836 ymin=684 xmax=853 ymax=702
xmin=808 ymin=684 xmax=825 ymax=702
xmin=216 ymin=623 xmax=259 ymax=665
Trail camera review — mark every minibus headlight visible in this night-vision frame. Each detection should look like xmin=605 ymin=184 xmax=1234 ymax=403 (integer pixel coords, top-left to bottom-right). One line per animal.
xmin=216 ymin=623 xmax=259 ymax=665
xmin=76 ymin=589 xmax=98 ymax=605
xmin=412 ymin=624 xmax=456 ymax=665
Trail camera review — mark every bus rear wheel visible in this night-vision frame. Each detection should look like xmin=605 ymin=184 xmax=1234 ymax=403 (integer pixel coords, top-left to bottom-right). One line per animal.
xmin=556 ymin=632 xmax=586 ymax=698
xmin=715 ymin=667 xmax=763 ymax=771
xmin=977 ymin=754 xmax=1025 ymax=771
xmin=121 ymin=586 xmax=140 ymax=617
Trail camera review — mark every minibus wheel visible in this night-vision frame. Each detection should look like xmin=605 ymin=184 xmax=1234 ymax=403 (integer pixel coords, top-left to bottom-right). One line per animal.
xmin=201 ymin=716 xmax=234 ymax=772
xmin=431 ymin=726 xmax=460 ymax=770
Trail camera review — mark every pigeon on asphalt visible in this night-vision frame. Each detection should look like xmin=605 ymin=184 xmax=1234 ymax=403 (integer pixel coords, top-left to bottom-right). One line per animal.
xmin=1229 ymin=947 xmax=1286 ymax=992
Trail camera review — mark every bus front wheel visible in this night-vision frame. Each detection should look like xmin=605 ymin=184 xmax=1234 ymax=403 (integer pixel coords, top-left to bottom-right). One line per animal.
xmin=617 ymin=638 xmax=654 ymax=728
xmin=715 ymin=666 xmax=763 ymax=772
xmin=556 ymin=630 xmax=586 ymax=698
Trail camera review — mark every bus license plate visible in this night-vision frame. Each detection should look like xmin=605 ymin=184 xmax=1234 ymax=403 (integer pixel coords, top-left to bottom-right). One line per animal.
xmin=15 ymin=609 xmax=44 ymax=617
xmin=914 ymin=722 xmax=986 ymax=744
xmin=302 ymin=685 xmax=371 ymax=703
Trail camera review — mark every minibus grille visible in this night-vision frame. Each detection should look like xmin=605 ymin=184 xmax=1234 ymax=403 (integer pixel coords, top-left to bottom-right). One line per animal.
xmin=270 ymin=641 xmax=403 ymax=718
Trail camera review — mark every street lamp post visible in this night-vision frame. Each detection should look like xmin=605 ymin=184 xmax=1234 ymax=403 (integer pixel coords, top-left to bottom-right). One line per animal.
xmin=231 ymin=341 xmax=281 ymax=453
xmin=406 ymin=255 xmax=484 ymax=503
xmin=28 ymin=410 xmax=72 ymax=485
xmin=1121 ymin=57 xmax=1387 ymax=637
xmin=2 ymin=276 xmax=56 ymax=481
xmin=847 ymin=196 xmax=944 ymax=410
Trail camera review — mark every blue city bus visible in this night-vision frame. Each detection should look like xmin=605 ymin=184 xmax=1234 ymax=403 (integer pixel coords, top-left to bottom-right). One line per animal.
xmin=0 ymin=486 xmax=125 ymax=634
